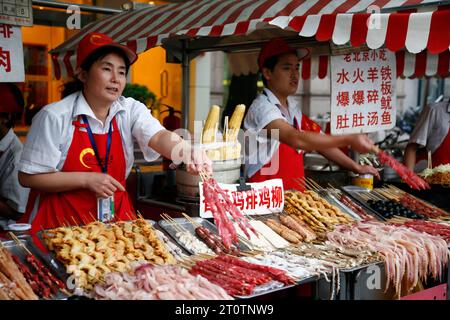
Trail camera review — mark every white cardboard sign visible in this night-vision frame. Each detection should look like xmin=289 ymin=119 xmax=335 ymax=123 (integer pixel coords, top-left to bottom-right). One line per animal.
xmin=199 ymin=178 xmax=284 ymax=218
xmin=0 ymin=24 xmax=24 ymax=82
xmin=331 ymin=49 xmax=396 ymax=134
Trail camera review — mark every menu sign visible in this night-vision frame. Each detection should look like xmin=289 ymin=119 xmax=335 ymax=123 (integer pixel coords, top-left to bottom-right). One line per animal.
xmin=331 ymin=49 xmax=396 ymax=134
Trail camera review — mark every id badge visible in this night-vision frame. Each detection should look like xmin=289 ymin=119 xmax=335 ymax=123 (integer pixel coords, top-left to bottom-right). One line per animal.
xmin=97 ymin=196 xmax=115 ymax=222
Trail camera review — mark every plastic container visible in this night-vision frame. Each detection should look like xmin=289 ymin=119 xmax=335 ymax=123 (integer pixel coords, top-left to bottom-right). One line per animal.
xmin=352 ymin=174 xmax=374 ymax=190
xmin=7 ymin=223 xmax=32 ymax=236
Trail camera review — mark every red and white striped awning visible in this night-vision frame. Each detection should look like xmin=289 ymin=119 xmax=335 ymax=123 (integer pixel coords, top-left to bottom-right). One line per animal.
xmin=50 ymin=0 xmax=450 ymax=79
xmin=228 ymin=50 xmax=450 ymax=78
xmin=300 ymin=50 xmax=450 ymax=78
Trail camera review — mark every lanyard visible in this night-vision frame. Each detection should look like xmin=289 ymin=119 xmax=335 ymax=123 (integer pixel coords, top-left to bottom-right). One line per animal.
xmin=81 ymin=114 xmax=113 ymax=173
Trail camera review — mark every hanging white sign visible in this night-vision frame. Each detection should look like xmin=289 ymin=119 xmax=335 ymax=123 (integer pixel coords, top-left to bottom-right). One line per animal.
xmin=0 ymin=24 xmax=24 ymax=82
xmin=0 ymin=0 xmax=33 ymax=26
xmin=331 ymin=49 xmax=396 ymax=134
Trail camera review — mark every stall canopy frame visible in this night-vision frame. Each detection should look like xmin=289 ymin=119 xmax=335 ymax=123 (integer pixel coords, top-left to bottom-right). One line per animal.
xmin=49 ymin=0 xmax=450 ymax=129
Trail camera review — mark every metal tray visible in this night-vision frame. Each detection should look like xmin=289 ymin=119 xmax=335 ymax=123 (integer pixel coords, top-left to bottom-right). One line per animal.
xmin=235 ymin=281 xmax=296 ymax=299
xmin=340 ymin=186 xmax=387 ymax=221
xmin=151 ymin=223 xmax=190 ymax=257
xmin=35 ymin=231 xmax=71 ymax=282
xmin=158 ymin=217 xmax=250 ymax=254
xmin=319 ymin=191 xmax=363 ymax=221
xmin=36 ymin=219 xmax=165 ymax=270
xmin=1 ymin=235 xmax=70 ymax=300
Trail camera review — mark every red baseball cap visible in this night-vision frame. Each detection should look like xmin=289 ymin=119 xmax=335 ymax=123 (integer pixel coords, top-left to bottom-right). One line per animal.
xmin=76 ymin=32 xmax=138 ymax=69
xmin=0 ymin=83 xmax=24 ymax=113
xmin=258 ymin=38 xmax=309 ymax=70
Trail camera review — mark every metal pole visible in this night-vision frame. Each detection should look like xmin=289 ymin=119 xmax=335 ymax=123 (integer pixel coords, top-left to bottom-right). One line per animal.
xmin=181 ymin=40 xmax=190 ymax=131
xmin=32 ymin=0 xmax=122 ymax=14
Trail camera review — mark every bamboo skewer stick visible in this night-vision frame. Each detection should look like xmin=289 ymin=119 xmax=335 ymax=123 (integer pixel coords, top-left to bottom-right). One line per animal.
xmin=161 ymin=213 xmax=188 ymax=234
xmin=160 ymin=213 xmax=182 ymax=233
xmin=224 ymin=116 xmax=229 ymax=143
xmin=54 ymin=215 xmax=67 ymax=228
xmin=307 ymin=177 xmax=323 ymax=191
xmin=181 ymin=212 xmax=202 ymax=229
xmin=70 ymin=216 xmax=80 ymax=227
xmin=294 ymin=177 xmax=308 ymax=190
xmin=136 ymin=210 xmax=145 ymax=220
xmin=8 ymin=232 xmax=33 ymax=256
xmin=88 ymin=211 xmax=96 ymax=222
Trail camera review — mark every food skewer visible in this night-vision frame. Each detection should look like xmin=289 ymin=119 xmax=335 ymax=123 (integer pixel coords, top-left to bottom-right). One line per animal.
xmin=7 ymin=232 xmax=69 ymax=297
xmin=161 ymin=213 xmax=185 ymax=233
xmin=306 ymin=177 xmax=324 ymax=191
xmin=371 ymin=145 xmax=429 ymax=190
xmin=181 ymin=212 xmax=240 ymax=256
xmin=88 ymin=211 xmax=96 ymax=222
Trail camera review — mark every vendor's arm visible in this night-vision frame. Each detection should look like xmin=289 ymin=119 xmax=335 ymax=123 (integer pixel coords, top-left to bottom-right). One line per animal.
xmin=148 ymin=129 xmax=212 ymax=175
xmin=403 ymin=104 xmax=435 ymax=170
xmin=404 ymin=143 xmax=419 ymax=170
xmin=265 ymin=119 xmax=375 ymax=153
xmin=319 ymin=148 xmax=380 ymax=179
xmin=18 ymin=171 xmax=125 ymax=198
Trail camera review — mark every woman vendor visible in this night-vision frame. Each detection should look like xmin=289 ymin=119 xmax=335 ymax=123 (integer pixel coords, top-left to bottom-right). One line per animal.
xmin=18 ymin=32 xmax=211 ymax=233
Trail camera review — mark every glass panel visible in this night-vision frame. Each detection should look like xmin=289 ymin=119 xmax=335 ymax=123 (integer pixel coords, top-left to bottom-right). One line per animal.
xmin=23 ymin=44 xmax=48 ymax=75
xmin=23 ymin=81 xmax=48 ymax=125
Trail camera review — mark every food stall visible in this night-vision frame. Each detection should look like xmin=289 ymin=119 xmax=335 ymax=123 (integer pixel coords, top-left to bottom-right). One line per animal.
xmin=2 ymin=0 xmax=450 ymax=301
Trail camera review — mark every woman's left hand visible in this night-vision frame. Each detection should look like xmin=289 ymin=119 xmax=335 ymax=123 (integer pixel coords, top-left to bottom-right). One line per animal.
xmin=355 ymin=164 xmax=381 ymax=179
xmin=185 ymin=146 xmax=213 ymax=176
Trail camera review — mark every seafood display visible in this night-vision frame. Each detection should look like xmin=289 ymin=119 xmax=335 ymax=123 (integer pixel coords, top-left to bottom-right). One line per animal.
xmin=154 ymin=229 xmax=187 ymax=260
xmin=389 ymin=217 xmax=450 ymax=242
xmin=174 ymin=231 xmax=214 ymax=255
xmin=94 ymin=263 xmax=232 ymax=300
xmin=327 ymin=221 xmax=449 ymax=297
xmin=288 ymin=243 xmax=381 ymax=270
xmin=42 ymin=219 xmax=175 ymax=291
xmin=2 ymin=173 xmax=450 ymax=301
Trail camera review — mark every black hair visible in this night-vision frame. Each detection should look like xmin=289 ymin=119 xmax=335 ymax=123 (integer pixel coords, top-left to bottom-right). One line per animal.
xmin=61 ymin=46 xmax=131 ymax=98
xmin=0 ymin=112 xmax=18 ymax=129
xmin=0 ymin=84 xmax=24 ymax=128
xmin=261 ymin=55 xmax=279 ymax=87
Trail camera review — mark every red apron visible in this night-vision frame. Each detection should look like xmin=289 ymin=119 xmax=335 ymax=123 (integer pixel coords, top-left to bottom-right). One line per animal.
xmin=249 ymin=114 xmax=320 ymax=191
xmin=431 ymin=129 xmax=450 ymax=167
xmin=22 ymin=115 xmax=135 ymax=235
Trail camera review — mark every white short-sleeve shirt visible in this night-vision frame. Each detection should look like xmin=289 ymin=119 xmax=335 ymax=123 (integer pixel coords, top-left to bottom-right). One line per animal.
xmin=408 ymin=100 xmax=450 ymax=154
xmin=0 ymin=129 xmax=30 ymax=213
xmin=18 ymin=91 xmax=165 ymax=178
xmin=243 ymin=88 xmax=303 ymax=178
